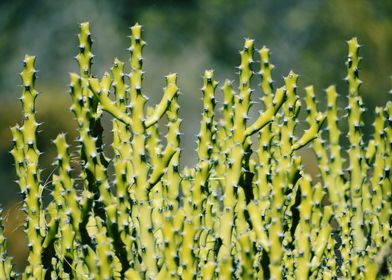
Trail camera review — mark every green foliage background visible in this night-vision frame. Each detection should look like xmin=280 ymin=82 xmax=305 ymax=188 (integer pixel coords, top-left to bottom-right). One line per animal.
xmin=0 ymin=0 xmax=391 ymax=270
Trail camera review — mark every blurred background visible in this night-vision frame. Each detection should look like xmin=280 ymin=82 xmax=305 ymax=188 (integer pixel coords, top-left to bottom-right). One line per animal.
xmin=0 ymin=0 xmax=391 ymax=271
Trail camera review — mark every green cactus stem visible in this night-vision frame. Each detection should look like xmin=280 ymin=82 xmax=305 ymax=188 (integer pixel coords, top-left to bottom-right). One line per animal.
xmin=5 ymin=22 xmax=392 ymax=279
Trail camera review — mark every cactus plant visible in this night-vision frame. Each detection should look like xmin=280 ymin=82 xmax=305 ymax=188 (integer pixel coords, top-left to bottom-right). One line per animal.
xmin=1 ymin=22 xmax=391 ymax=279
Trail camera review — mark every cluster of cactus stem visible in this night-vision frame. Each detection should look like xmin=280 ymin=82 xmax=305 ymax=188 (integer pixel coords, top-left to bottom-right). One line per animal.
xmin=1 ymin=22 xmax=391 ymax=279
